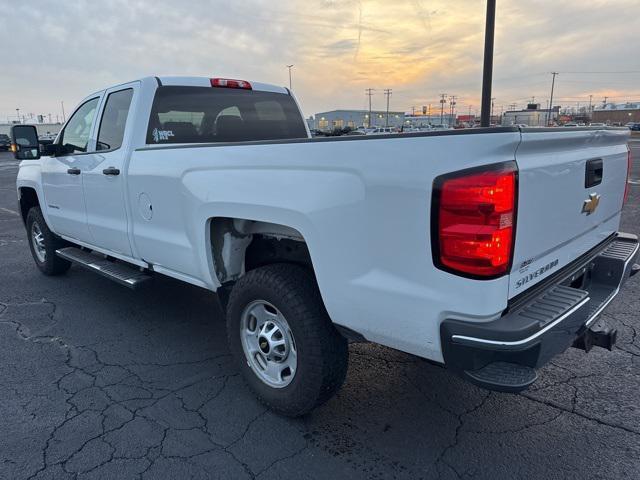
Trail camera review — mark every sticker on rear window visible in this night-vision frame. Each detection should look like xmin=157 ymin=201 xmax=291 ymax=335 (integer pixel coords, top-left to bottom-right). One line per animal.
xmin=151 ymin=128 xmax=174 ymax=142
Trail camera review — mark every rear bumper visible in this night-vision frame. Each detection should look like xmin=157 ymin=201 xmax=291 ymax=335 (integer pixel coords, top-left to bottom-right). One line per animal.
xmin=440 ymin=232 xmax=639 ymax=392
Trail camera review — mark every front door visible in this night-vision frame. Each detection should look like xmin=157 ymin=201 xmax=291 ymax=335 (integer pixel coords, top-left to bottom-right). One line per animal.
xmin=82 ymin=85 xmax=137 ymax=256
xmin=41 ymin=97 xmax=100 ymax=242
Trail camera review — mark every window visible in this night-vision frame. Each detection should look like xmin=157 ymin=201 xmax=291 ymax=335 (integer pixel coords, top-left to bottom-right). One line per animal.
xmin=146 ymin=86 xmax=307 ymax=144
xmin=96 ymin=89 xmax=134 ymax=151
xmin=59 ymin=98 xmax=99 ymax=154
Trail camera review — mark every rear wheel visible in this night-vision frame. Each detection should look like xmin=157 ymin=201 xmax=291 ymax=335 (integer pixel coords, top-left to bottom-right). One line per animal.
xmin=26 ymin=207 xmax=71 ymax=275
xmin=227 ymin=264 xmax=348 ymax=417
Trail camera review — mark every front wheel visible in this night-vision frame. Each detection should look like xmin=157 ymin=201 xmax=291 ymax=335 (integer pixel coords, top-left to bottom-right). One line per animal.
xmin=26 ymin=207 xmax=71 ymax=275
xmin=227 ymin=264 xmax=348 ymax=417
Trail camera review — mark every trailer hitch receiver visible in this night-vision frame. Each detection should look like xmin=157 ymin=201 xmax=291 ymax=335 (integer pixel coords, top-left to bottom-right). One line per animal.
xmin=572 ymin=327 xmax=617 ymax=353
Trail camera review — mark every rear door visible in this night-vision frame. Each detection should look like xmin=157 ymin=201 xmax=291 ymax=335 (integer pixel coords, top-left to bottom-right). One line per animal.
xmin=509 ymin=128 xmax=630 ymax=297
xmin=82 ymin=83 xmax=138 ymax=256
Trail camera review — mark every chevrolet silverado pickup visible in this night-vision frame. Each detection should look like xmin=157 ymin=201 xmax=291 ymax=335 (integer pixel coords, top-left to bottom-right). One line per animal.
xmin=10 ymin=76 xmax=638 ymax=416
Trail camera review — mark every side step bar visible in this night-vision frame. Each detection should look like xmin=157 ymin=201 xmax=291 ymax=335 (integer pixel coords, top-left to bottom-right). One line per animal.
xmin=56 ymin=247 xmax=152 ymax=289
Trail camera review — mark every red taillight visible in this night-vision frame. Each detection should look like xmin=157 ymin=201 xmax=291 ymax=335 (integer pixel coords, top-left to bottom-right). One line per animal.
xmin=433 ymin=162 xmax=517 ymax=278
xmin=624 ymin=148 xmax=632 ymax=205
xmin=210 ymin=78 xmax=252 ymax=90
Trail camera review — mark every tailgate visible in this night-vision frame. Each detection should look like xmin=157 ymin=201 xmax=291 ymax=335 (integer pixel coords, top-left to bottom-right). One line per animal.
xmin=509 ymin=127 xmax=630 ymax=298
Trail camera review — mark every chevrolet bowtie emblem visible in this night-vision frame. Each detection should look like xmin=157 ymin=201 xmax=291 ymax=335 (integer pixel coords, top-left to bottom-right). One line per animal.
xmin=582 ymin=193 xmax=601 ymax=215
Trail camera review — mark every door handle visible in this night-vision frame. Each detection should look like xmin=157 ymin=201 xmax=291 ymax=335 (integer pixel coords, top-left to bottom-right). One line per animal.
xmin=102 ymin=167 xmax=120 ymax=176
xmin=67 ymin=168 xmax=81 ymax=175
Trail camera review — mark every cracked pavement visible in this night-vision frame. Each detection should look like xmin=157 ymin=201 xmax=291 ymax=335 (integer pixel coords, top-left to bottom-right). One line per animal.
xmin=1 ymin=143 xmax=639 ymax=479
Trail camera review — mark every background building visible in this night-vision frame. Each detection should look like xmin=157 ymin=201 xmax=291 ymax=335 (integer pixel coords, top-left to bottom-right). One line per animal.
xmin=592 ymin=102 xmax=640 ymax=124
xmin=0 ymin=122 xmax=63 ymax=136
xmin=501 ymin=104 xmax=560 ymax=126
xmin=311 ymin=110 xmax=405 ymax=131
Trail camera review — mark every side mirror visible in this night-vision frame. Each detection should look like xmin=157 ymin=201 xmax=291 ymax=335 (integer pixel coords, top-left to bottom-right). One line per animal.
xmin=10 ymin=125 xmax=41 ymax=160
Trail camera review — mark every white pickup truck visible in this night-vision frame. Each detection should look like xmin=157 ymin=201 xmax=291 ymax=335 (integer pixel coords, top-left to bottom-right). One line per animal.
xmin=10 ymin=76 xmax=638 ymax=416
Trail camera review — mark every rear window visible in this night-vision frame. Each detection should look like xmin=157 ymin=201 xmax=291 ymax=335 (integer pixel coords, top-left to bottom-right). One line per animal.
xmin=146 ymin=86 xmax=307 ymax=144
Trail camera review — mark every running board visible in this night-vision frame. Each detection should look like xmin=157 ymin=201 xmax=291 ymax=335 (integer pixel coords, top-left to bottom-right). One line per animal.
xmin=56 ymin=247 xmax=151 ymax=289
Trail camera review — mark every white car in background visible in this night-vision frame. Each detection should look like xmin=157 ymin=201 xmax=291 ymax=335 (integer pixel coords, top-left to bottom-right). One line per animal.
xmin=366 ymin=126 xmax=395 ymax=135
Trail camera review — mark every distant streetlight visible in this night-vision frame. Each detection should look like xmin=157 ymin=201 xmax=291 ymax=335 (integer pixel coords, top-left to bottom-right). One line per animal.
xmin=286 ymin=65 xmax=294 ymax=90
xmin=16 ymin=108 xmax=20 ymax=124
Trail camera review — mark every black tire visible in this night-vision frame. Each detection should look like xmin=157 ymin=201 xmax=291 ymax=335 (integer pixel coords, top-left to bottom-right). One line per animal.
xmin=26 ymin=206 xmax=71 ymax=275
xmin=227 ymin=264 xmax=348 ymax=417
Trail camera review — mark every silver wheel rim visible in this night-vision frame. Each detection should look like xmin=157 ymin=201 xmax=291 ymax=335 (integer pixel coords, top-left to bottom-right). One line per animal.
xmin=240 ymin=300 xmax=297 ymax=388
xmin=31 ymin=222 xmax=46 ymax=263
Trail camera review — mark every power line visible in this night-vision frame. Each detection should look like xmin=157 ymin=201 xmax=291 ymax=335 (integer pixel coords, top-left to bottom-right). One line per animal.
xmin=560 ymin=70 xmax=640 ymax=74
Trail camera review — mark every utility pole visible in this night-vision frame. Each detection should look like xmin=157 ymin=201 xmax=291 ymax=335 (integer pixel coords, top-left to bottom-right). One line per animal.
xmin=16 ymin=108 xmax=20 ymax=124
xmin=439 ymin=93 xmax=447 ymax=125
xmin=480 ymin=0 xmax=496 ymax=127
xmin=365 ymin=88 xmax=375 ymax=128
xmin=546 ymin=71 xmax=558 ymax=126
xmin=449 ymin=95 xmax=457 ymax=125
xmin=286 ymin=65 xmax=294 ymax=90
xmin=412 ymin=106 xmax=415 ymax=116
xmin=383 ymin=89 xmax=392 ymax=127
xmin=588 ymin=94 xmax=593 ymax=117
xmin=61 ymin=101 xmax=66 ymax=123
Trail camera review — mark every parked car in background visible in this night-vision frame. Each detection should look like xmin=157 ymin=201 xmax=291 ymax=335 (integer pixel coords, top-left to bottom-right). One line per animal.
xmin=10 ymin=75 xmax=638 ymax=417
xmin=627 ymin=122 xmax=640 ymax=131
xmin=366 ymin=127 xmax=395 ymax=135
xmin=589 ymin=122 xmax=606 ymax=127
xmin=0 ymin=133 xmax=11 ymax=151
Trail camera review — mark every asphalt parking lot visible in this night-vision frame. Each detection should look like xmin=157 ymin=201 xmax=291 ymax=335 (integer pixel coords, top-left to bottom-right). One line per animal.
xmin=0 ymin=143 xmax=639 ymax=480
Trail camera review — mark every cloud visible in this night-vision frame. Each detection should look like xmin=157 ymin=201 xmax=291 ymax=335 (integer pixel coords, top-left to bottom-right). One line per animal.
xmin=1 ymin=0 xmax=639 ymax=120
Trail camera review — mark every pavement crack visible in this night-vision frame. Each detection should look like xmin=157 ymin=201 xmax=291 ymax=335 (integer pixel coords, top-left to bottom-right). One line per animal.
xmin=521 ymin=392 xmax=640 ymax=436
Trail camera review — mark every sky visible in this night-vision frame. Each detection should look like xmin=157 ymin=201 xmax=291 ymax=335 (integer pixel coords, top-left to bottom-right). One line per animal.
xmin=2 ymin=0 xmax=639 ymax=122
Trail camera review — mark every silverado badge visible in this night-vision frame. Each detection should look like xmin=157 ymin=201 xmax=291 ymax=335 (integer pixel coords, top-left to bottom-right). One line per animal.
xmin=582 ymin=193 xmax=600 ymax=215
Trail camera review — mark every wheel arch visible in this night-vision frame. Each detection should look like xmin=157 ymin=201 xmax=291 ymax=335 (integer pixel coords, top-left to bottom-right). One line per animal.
xmin=208 ymin=216 xmax=315 ymax=286
xmin=18 ymin=186 xmax=41 ymax=225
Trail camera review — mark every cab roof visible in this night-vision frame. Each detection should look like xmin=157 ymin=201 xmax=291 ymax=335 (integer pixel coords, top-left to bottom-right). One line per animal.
xmin=155 ymin=76 xmax=289 ymax=94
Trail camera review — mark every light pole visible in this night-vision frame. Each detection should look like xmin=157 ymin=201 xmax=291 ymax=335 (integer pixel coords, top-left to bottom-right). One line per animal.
xmin=480 ymin=0 xmax=496 ymax=127
xmin=61 ymin=101 xmax=66 ymax=123
xmin=286 ymin=65 xmax=294 ymax=90
xmin=16 ymin=108 xmax=20 ymax=124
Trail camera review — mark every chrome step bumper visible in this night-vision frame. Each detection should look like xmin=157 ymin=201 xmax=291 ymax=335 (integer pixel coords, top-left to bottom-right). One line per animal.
xmin=440 ymin=232 xmax=639 ymax=393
